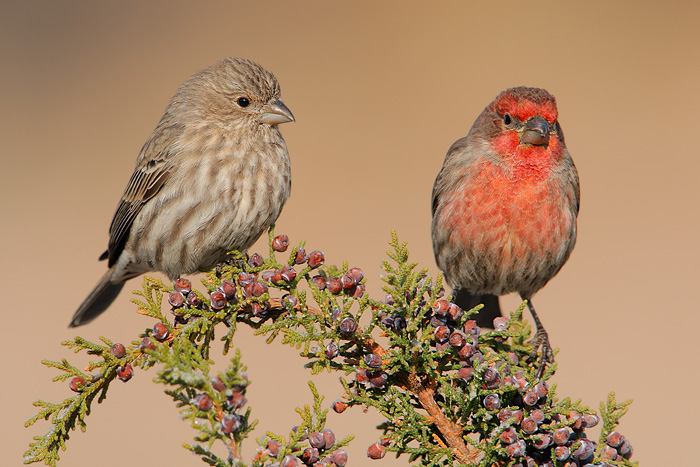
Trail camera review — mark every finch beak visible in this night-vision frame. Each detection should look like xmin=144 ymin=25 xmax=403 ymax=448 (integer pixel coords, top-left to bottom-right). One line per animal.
xmin=520 ymin=115 xmax=550 ymax=147
xmin=261 ymin=99 xmax=295 ymax=125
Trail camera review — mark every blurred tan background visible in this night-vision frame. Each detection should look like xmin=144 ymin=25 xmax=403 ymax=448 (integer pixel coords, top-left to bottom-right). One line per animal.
xmin=2 ymin=1 xmax=698 ymax=465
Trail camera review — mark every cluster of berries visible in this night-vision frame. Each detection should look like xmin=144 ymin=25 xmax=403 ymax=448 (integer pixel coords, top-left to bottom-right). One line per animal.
xmin=68 ymin=342 xmax=134 ymax=393
xmin=261 ymin=428 xmax=347 ymax=467
xmin=322 ymin=312 xmax=388 ymax=390
xmin=192 ymin=372 xmax=249 ymax=436
xmin=310 ymin=266 xmax=365 ymax=300
xmin=376 ymin=294 xmax=408 ymax=333
xmin=425 ymin=299 xmax=498 ymax=386
xmin=366 ymin=438 xmax=391 ymax=460
xmin=423 ymin=304 xmax=635 ymax=466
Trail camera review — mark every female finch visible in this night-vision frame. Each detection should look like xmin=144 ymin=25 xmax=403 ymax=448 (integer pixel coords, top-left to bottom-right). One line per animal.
xmin=70 ymin=57 xmax=295 ymax=327
xmin=431 ymin=87 xmax=579 ymax=369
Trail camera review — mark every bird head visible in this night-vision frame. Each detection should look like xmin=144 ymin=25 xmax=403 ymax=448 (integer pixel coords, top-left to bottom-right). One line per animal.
xmin=475 ymin=87 xmax=566 ymax=171
xmin=170 ymin=57 xmax=294 ymax=133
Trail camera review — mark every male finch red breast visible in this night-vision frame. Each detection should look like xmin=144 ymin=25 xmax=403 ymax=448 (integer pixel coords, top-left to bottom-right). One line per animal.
xmin=431 ymin=87 xmax=579 ymax=369
xmin=70 ymin=57 xmax=294 ymax=327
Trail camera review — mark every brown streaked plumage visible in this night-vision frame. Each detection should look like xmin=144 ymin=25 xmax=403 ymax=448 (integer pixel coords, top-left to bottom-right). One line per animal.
xmin=70 ymin=57 xmax=294 ymax=327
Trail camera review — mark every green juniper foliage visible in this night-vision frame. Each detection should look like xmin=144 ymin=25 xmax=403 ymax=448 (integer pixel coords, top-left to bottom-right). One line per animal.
xmin=25 ymin=229 xmax=637 ymax=466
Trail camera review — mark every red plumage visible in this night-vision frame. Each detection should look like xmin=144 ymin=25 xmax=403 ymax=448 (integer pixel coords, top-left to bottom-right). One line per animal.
xmin=431 ymin=87 xmax=579 ymax=373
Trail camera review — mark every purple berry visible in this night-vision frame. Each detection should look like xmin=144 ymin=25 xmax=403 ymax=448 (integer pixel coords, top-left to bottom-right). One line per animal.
xmin=328 ymin=277 xmax=343 ymax=294
xmin=571 ymin=439 xmax=595 ymax=461
xmin=554 ymin=446 xmax=571 ymax=461
xmin=280 ymin=265 xmax=297 ymax=282
xmin=350 ymin=283 xmax=366 ymax=299
xmin=606 ymin=431 xmax=624 ymax=448
xmin=521 ymin=417 xmax=538 ymax=434
xmin=186 ymin=292 xmax=203 ymax=308
xmin=280 ymin=454 xmax=299 ymax=467
xmin=483 ymin=393 xmax=501 ymax=410
xmin=368 ymin=371 xmax=388 ymax=389
xmin=434 ymin=325 xmax=451 ymax=343
xmin=301 ymin=447 xmax=319 ymax=464
xmin=221 ymin=414 xmax=244 ymax=434
xmin=322 ymin=428 xmax=336 ymax=449
xmin=364 ymin=353 xmax=382 ymax=368
xmin=272 ymin=235 xmax=289 ymax=252
xmin=356 ymin=368 xmax=369 ymax=384
xmin=294 ymin=248 xmax=308 ymax=264
xmin=309 ymin=431 xmax=325 ymax=449
xmin=69 ymin=377 xmax=86 ymax=392
xmin=339 ymin=317 xmax=358 ymax=335
xmin=192 ymin=393 xmax=213 ymax=411
xmin=169 ymin=291 xmax=186 ymax=308
xmin=506 ymin=440 xmax=526 ymax=458
xmin=553 ymin=427 xmax=571 ymax=445
xmin=367 ymin=443 xmax=386 ymax=459
xmin=458 ymin=366 xmax=474 ymax=382
xmin=432 ymin=300 xmax=450 ymax=317
xmin=152 ymin=322 xmax=169 ymax=341
xmin=307 ymin=250 xmax=325 ymax=268
xmin=237 ymin=272 xmax=255 ymax=286
xmin=311 ymin=275 xmax=327 ymax=290
xmin=211 ymin=376 xmax=226 ymax=392
xmin=332 ymin=400 xmax=347 ymax=413
xmin=532 ymin=433 xmax=552 ymax=450
xmin=116 ymin=364 xmax=134 ymax=382
xmin=483 ymin=367 xmax=501 ymax=389
xmin=325 ymin=342 xmax=339 ymax=359
xmin=140 ymin=336 xmax=156 ymax=352
xmin=500 ymin=427 xmax=518 ymax=444
xmin=523 ymin=390 xmax=539 ymax=406
xmin=448 ymin=330 xmax=466 ymax=348
xmin=267 ymin=440 xmax=282 ymax=457
xmin=248 ymin=253 xmax=264 ymax=268
xmin=220 ymin=280 xmax=237 ymax=301
xmin=110 ymin=343 xmax=126 ymax=358
xmin=210 ymin=291 xmax=227 ymax=310
xmin=330 ymin=450 xmax=348 ymax=467
xmin=582 ymin=413 xmax=599 ymax=428
xmin=174 ymin=278 xmax=192 ymax=294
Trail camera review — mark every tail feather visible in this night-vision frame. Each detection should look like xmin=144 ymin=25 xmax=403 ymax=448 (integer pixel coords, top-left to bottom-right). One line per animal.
xmin=70 ymin=269 xmax=125 ymax=327
xmin=453 ymin=289 xmax=502 ymax=329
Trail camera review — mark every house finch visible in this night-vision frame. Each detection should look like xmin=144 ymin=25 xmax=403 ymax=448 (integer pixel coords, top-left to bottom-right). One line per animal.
xmin=70 ymin=57 xmax=294 ymax=327
xmin=431 ymin=87 xmax=579 ymax=370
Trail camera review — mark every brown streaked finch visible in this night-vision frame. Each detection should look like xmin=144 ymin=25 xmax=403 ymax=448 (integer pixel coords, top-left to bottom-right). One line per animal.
xmin=70 ymin=57 xmax=294 ymax=327
xmin=431 ymin=87 xmax=579 ymax=372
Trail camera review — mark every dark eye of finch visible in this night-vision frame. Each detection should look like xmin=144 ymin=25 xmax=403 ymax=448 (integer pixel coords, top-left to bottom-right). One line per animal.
xmin=503 ymin=114 xmax=512 ymax=125
xmin=237 ymin=97 xmax=250 ymax=108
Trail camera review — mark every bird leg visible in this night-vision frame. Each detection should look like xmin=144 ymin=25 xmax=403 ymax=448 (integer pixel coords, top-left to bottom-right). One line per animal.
xmin=524 ymin=299 xmax=554 ymax=378
xmin=214 ymin=255 xmax=248 ymax=276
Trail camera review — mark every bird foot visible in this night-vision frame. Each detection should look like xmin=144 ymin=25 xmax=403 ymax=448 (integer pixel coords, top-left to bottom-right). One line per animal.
xmin=528 ymin=329 xmax=554 ymax=378
xmin=214 ymin=256 xmax=247 ymax=276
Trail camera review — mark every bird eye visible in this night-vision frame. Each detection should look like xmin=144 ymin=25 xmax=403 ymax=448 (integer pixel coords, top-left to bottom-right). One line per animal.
xmin=236 ymin=97 xmax=250 ymax=108
xmin=503 ymin=114 xmax=512 ymax=125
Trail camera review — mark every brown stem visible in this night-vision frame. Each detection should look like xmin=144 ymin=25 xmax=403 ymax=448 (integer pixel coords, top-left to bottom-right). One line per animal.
xmin=249 ymin=299 xmax=483 ymax=463
xmin=353 ymin=335 xmax=482 ymax=465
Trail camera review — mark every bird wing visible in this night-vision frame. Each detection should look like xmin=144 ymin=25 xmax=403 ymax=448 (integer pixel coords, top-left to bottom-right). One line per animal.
xmin=103 ymin=125 xmax=181 ymax=267
xmin=432 ymin=137 xmax=470 ymax=217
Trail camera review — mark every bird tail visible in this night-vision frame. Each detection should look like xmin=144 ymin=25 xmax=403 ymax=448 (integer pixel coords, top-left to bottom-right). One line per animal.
xmin=453 ymin=289 xmax=502 ymax=328
xmin=69 ymin=268 xmax=125 ymax=327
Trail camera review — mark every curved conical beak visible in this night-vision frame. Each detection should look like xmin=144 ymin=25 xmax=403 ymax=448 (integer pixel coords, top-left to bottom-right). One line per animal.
xmin=261 ymin=99 xmax=295 ymax=125
xmin=520 ymin=115 xmax=550 ymax=147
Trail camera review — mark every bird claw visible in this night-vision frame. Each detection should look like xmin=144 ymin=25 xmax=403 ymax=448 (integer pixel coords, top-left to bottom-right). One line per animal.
xmin=528 ymin=329 xmax=554 ymax=378
xmin=214 ymin=256 xmax=246 ymax=276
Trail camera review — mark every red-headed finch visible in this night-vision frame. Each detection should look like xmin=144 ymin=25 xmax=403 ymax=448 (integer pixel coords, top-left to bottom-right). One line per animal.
xmin=70 ymin=57 xmax=294 ymax=327
xmin=431 ymin=87 xmax=579 ymax=371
